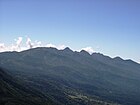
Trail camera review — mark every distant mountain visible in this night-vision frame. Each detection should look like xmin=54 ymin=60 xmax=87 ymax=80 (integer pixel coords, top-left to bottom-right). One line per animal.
xmin=0 ymin=47 xmax=140 ymax=105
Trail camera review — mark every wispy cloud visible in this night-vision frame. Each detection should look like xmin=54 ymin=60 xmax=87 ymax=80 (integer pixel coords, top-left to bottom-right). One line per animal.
xmin=45 ymin=43 xmax=66 ymax=50
xmin=0 ymin=37 xmax=94 ymax=54
xmin=0 ymin=43 xmax=5 ymax=49
xmin=13 ymin=37 xmax=23 ymax=51
xmin=46 ymin=43 xmax=56 ymax=48
xmin=0 ymin=43 xmax=5 ymax=52
xmin=26 ymin=37 xmax=33 ymax=49
xmin=57 ymin=45 xmax=66 ymax=50
xmin=16 ymin=37 xmax=22 ymax=48
xmin=81 ymin=47 xmax=94 ymax=54
xmin=0 ymin=37 xmax=23 ymax=52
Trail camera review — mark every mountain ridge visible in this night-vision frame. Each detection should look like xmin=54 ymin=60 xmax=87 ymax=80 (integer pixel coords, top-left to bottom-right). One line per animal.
xmin=0 ymin=47 xmax=139 ymax=64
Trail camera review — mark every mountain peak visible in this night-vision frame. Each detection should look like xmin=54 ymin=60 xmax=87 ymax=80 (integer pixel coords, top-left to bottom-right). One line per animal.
xmin=80 ymin=50 xmax=90 ymax=56
xmin=64 ymin=47 xmax=71 ymax=50
xmin=63 ymin=47 xmax=73 ymax=53
xmin=113 ymin=56 xmax=124 ymax=61
xmin=92 ymin=52 xmax=104 ymax=56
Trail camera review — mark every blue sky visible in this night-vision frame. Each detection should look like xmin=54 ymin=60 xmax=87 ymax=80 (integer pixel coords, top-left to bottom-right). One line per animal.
xmin=0 ymin=0 xmax=140 ymax=63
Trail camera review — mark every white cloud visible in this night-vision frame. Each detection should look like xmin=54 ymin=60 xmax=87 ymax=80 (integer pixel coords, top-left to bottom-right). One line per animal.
xmin=16 ymin=37 xmax=22 ymax=48
xmin=0 ymin=43 xmax=5 ymax=52
xmin=0 ymin=37 xmax=23 ymax=52
xmin=35 ymin=40 xmax=41 ymax=47
xmin=57 ymin=45 xmax=66 ymax=50
xmin=14 ymin=37 xmax=23 ymax=51
xmin=0 ymin=43 xmax=5 ymax=49
xmin=45 ymin=43 xmax=66 ymax=50
xmin=81 ymin=47 xmax=94 ymax=54
xmin=26 ymin=37 xmax=33 ymax=49
xmin=32 ymin=40 xmax=42 ymax=48
xmin=46 ymin=43 xmax=56 ymax=48
xmin=0 ymin=37 xmax=94 ymax=55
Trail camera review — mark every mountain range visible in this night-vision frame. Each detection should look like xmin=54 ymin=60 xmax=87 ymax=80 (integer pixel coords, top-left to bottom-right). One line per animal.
xmin=0 ymin=47 xmax=140 ymax=105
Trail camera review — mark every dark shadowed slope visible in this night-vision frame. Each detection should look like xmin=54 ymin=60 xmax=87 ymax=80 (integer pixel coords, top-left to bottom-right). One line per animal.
xmin=0 ymin=67 xmax=56 ymax=105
